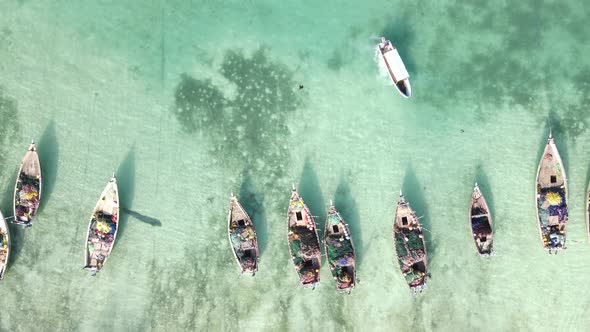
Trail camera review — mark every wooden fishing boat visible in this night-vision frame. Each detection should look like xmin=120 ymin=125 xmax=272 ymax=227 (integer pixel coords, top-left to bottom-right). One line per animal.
xmin=13 ymin=141 xmax=42 ymax=228
xmin=324 ymin=201 xmax=356 ymax=293
xmin=535 ymin=131 xmax=568 ymax=254
xmin=287 ymin=185 xmax=321 ymax=289
xmin=393 ymin=191 xmax=428 ymax=293
xmin=0 ymin=209 xmax=10 ymax=280
xmin=469 ymin=183 xmax=494 ymax=256
xmin=378 ymin=36 xmax=412 ymax=98
xmin=228 ymin=193 xmax=259 ymax=275
xmin=83 ymin=175 xmax=119 ymax=275
xmin=587 ymin=188 xmax=590 ymax=242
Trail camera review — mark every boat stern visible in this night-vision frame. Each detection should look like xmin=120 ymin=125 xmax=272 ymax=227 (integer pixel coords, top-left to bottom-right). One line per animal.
xmin=411 ymin=282 xmax=427 ymax=294
xmin=83 ymin=265 xmax=99 ymax=276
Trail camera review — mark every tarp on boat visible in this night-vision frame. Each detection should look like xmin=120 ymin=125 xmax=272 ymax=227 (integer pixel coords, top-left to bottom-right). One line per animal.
xmin=472 ymin=217 xmax=492 ymax=234
xmin=230 ymin=232 xmax=241 ymax=247
xmin=538 ymin=187 xmax=568 ymax=227
xmin=97 ymin=221 xmax=112 ymax=233
xmin=383 ymin=49 xmax=409 ymax=81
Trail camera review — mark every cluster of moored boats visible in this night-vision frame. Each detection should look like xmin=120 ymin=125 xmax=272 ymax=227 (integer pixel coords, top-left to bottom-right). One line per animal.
xmin=0 ymin=38 xmax=580 ymax=295
xmin=378 ymin=37 xmax=571 ymax=256
xmin=228 ymin=185 xmax=357 ymax=293
xmin=227 ymin=131 xmax=583 ymax=294
xmin=227 ymin=184 xmax=429 ymax=293
xmin=0 ymin=141 xmax=120 ymax=279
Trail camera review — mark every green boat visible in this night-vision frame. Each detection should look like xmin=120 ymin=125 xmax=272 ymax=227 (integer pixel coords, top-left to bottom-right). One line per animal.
xmin=393 ymin=191 xmax=428 ymax=293
xmin=287 ymin=185 xmax=321 ymax=289
xmin=324 ymin=202 xmax=356 ymax=293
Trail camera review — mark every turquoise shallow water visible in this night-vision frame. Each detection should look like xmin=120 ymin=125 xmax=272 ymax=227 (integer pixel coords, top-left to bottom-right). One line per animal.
xmin=1 ymin=0 xmax=590 ymax=331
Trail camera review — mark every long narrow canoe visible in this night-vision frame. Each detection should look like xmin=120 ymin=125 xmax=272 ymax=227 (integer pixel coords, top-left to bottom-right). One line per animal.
xmin=84 ymin=175 xmax=119 ymax=275
xmin=535 ymin=131 xmax=568 ymax=254
xmin=0 ymin=209 xmax=10 ymax=280
xmin=228 ymin=193 xmax=259 ymax=275
xmin=469 ymin=183 xmax=494 ymax=256
xmin=393 ymin=191 xmax=428 ymax=293
xmin=587 ymin=189 xmax=590 ymax=242
xmin=287 ymin=185 xmax=321 ymax=289
xmin=13 ymin=142 xmax=42 ymax=228
xmin=324 ymin=202 xmax=356 ymax=293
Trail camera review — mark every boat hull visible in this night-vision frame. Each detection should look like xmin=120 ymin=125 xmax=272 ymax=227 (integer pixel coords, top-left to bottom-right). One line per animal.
xmin=469 ymin=184 xmax=494 ymax=256
xmin=13 ymin=143 xmax=42 ymax=227
xmin=324 ymin=205 xmax=356 ymax=292
xmin=84 ymin=176 xmax=119 ymax=274
xmin=535 ymin=134 xmax=568 ymax=253
xmin=228 ymin=195 xmax=259 ymax=275
xmin=0 ymin=210 xmax=10 ymax=280
xmin=287 ymin=188 xmax=321 ymax=288
xmin=393 ymin=193 xmax=428 ymax=293
xmin=378 ymin=38 xmax=412 ymax=98
xmin=587 ymin=189 xmax=590 ymax=242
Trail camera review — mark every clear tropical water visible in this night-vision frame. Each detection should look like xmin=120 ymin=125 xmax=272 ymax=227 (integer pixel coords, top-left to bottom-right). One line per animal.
xmin=1 ymin=1 xmax=590 ymax=331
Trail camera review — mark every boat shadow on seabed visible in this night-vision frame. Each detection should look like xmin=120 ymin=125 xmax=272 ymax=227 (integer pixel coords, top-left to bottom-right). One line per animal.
xmin=116 ymin=147 xmax=162 ymax=233
xmin=333 ymin=176 xmax=362 ymax=267
xmin=401 ymin=165 xmax=432 ymax=294
xmin=402 ymin=165 xmax=433 ymax=261
xmin=238 ymin=171 xmax=268 ymax=257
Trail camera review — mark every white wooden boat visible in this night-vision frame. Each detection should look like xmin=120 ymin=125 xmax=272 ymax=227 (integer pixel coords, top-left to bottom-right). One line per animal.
xmin=13 ymin=141 xmax=42 ymax=227
xmin=287 ymin=185 xmax=321 ymax=289
xmin=378 ymin=37 xmax=412 ymax=98
xmin=0 ymin=209 xmax=10 ymax=280
xmin=469 ymin=183 xmax=494 ymax=256
xmin=84 ymin=175 xmax=120 ymax=274
xmin=324 ymin=201 xmax=356 ymax=293
xmin=228 ymin=193 xmax=259 ymax=275
xmin=393 ymin=191 xmax=428 ymax=293
xmin=535 ymin=131 xmax=568 ymax=254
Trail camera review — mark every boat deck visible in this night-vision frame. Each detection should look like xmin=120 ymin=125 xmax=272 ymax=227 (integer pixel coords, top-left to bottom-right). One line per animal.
xmin=288 ymin=191 xmax=320 ymax=287
xmin=537 ymin=148 xmax=565 ymax=189
xmin=382 ymin=47 xmax=409 ymax=81
xmin=14 ymin=172 xmax=41 ymax=223
xmin=536 ymin=140 xmax=567 ymax=251
xmin=0 ymin=218 xmax=9 ymax=278
xmin=21 ymin=152 xmax=41 ymax=178
xmin=87 ymin=239 xmax=112 ymax=268
xmin=537 ymin=186 xmax=567 ymax=249
xmin=228 ymin=198 xmax=258 ymax=272
xmin=470 ymin=186 xmax=493 ymax=255
xmin=96 ymin=189 xmax=119 ymax=216
xmin=394 ymin=229 xmax=427 ymax=286
xmin=394 ymin=197 xmax=428 ymax=289
xmin=85 ymin=180 xmax=119 ymax=271
xmin=325 ymin=211 xmax=355 ymax=291
xmin=470 ymin=208 xmax=493 ymax=254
